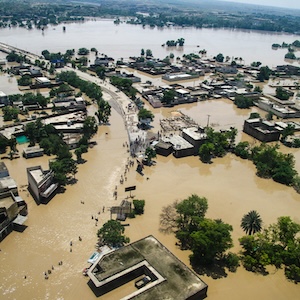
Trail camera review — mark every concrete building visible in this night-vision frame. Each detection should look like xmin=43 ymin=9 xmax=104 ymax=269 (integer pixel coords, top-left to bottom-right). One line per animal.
xmin=162 ymin=72 xmax=199 ymax=82
xmin=0 ymin=91 xmax=9 ymax=106
xmin=23 ymin=146 xmax=44 ymax=159
xmin=0 ymin=162 xmax=10 ymax=178
xmin=154 ymin=141 xmax=173 ymax=156
xmin=0 ymin=176 xmax=18 ymax=195
xmin=0 ymin=191 xmax=28 ymax=241
xmin=27 ymin=166 xmax=58 ymax=204
xmin=53 ymin=96 xmax=86 ymax=112
xmin=257 ymin=98 xmax=299 ymax=119
xmin=182 ymin=127 xmax=207 ymax=155
xmin=88 ymin=235 xmax=208 ymax=299
xmin=35 ymin=77 xmax=51 ymax=87
xmin=163 ymin=135 xmax=194 ymax=158
xmin=243 ymin=118 xmax=281 ymax=142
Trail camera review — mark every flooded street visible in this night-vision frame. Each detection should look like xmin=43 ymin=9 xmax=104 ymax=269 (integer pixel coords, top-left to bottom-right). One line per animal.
xmin=0 ymin=19 xmax=300 ymax=300
xmin=0 ymin=96 xmax=299 ymax=299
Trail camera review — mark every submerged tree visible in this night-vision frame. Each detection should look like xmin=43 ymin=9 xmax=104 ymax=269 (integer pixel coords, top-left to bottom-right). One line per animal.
xmin=241 ymin=210 xmax=262 ymax=235
xmin=97 ymin=220 xmax=130 ymax=248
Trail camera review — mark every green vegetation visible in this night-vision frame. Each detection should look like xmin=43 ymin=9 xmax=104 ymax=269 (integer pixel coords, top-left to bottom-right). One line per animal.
xmin=144 ymin=147 xmax=156 ymax=165
xmin=165 ymin=38 xmax=185 ymax=47
xmin=110 ymin=76 xmax=137 ymax=99
xmin=24 ymin=119 xmax=77 ymax=186
xmin=17 ymin=75 xmax=32 ymax=86
xmin=241 ymin=210 xmax=262 ymax=235
xmin=234 ymin=95 xmax=254 ymax=109
xmin=0 ymin=1 xmax=299 ymax=34
xmin=97 ymin=220 xmax=130 ymax=248
xmin=9 ymin=93 xmax=48 ymax=108
xmin=275 ymin=87 xmax=291 ymax=100
xmin=137 ymin=108 xmax=154 ymax=121
xmin=239 ymin=216 xmax=300 ymax=282
xmin=160 ymin=194 xmax=238 ymax=275
xmin=199 ymin=127 xmax=237 ymax=163
xmin=215 ymin=53 xmax=224 ymax=63
xmin=162 ymin=90 xmax=176 ymax=105
xmin=252 ymin=143 xmax=297 ymax=185
xmin=2 ymin=106 xmax=19 ymax=121
xmin=132 ymin=199 xmax=145 ymax=215
xmin=6 ymin=51 xmax=30 ymax=63
xmin=234 ymin=142 xmax=297 ymax=187
xmin=234 ymin=141 xmax=251 ymax=159
xmin=257 ymin=66 xmax=272 ymax=82
xmin=95 ymin=98 xmax=111 ymax=124
xmin=57 ymin=71 xmax=103 ymax=102
xmin=77 ymin=47 xmax=89 ymax=55
xmin=285 ymin=52 xmax=297 ymax=60
xmin=249 ymin=112 xmax=261 ymax=119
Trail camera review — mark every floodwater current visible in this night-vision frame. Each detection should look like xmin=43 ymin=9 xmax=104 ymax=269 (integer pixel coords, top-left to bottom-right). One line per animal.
xmin=0 ymin=19 xmax=300 ymax=300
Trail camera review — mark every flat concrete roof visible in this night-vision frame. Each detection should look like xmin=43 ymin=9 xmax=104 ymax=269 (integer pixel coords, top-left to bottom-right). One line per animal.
xmin=29 ymin=168 xmax=44 ymax=185
xmin=88 ymin=235 xmax=207 ymax=299
xmin=164 ymin=135 xmax=194 ymax=150
xmin=183 ymin=127 xmax=206 ymax=141
xmin=0 ymin=177 xmax=17 ymax=191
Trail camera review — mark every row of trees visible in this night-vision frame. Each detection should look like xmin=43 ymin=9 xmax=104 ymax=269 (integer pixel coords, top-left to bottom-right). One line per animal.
xmin=159 ymin=194 xmax=300 ymax=282
xmin=198 ymin=125 xmax=298 ymax=189
xmin=109 ymin=76 xmax=137 ymax=99
xmin=239 ymin=216 xmax=300 ymax=282
xmin=235 ymin=142 xmax=297 ymax=186
xmin=163 ymin=38 xmax=185 ymax=47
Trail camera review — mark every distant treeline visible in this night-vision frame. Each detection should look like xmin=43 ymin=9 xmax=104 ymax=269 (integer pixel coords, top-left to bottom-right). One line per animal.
xmin=0 ymin=0 xmax=299 ymax=34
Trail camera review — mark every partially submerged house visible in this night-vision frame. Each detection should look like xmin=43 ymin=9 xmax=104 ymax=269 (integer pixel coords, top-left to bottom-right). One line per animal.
xmin=0 ymin=162 xmax=27 ymax=241
xmin=27 ymin=166 xmax=58 ymax=204
xmin=87 ymin=235 xmax=208 ymax=299
xmin=243 ymin=118 xmax=282 ymax=142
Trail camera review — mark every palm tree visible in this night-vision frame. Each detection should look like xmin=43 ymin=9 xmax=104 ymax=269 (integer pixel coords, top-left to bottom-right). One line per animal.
xmin=241 ymin=210 xmax=262 ymax=235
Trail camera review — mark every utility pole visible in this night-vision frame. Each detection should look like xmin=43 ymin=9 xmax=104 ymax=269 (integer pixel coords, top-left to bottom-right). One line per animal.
xmin=206 ymin=114 xmax=211 ymax=128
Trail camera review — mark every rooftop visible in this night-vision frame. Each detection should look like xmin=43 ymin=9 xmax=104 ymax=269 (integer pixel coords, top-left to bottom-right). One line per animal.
xmin=88 ymin=235 xmax=207 ymax=299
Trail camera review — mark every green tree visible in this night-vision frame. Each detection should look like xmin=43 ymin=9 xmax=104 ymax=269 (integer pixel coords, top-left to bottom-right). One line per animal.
xmin=133 ymin=199 xmax=145 ymax=215
xmin=249 ymin=112 xmax=261 ymax=119
xmin=145 ymin=147 xmax=156 ymax=165
xmin=215 ymin=53 xmax=224 ymax=62
xmin=199 ymin=142 xmax=214 ymax=163
xmin=275 ymin=87 xmax=290 ymax=100
xmin=234 ymin=141 xmax=251 ymax=159
xmin=162 ymin=89 xmax=176 ymax=104
xmin=97 ymin=220 xmax=130 ymax=248
xmin=18 ymin=75 xmax=32 ymax=86
xmin=138 ymin=108 xmax=154 ymax=121
xmin=2 ymin=106 xmax=19 ymax=121
xmin=241 ymin=210 xmax=263 ymax=235
xmin=190 ymin=219 xmax=233 ymax=265
xmin=281 ymin=124 xmax=295 ymax=142
xmin=146 ymin=49 xmax=153 ymax=57
xmin=257 ymin=66 xmax=272 ymax=82
xmin=82 ymin=116 xmax=98 ymax=139
xmin=176 ymin=195 xmax=208 ymax=232
xmin=78 ymin=47 xmax=89 ymax=55
xmin=96 ymin=98 xmax=111 ymax=124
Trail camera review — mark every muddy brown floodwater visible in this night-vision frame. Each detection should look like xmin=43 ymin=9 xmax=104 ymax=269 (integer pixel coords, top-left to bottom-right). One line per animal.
xmin=0 ymin=95 xmax=299 ymax=300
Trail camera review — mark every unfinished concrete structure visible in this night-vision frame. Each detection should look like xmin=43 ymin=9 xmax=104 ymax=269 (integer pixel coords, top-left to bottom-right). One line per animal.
xmin=88 ymin=235 xmax=208 ymax=299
